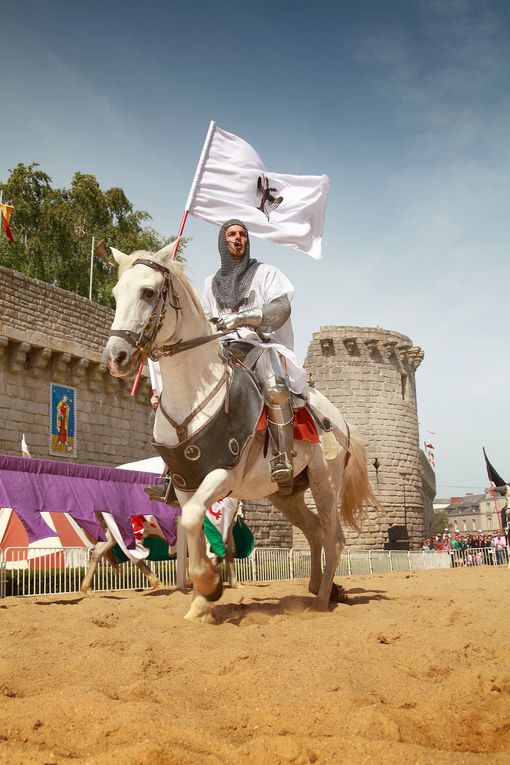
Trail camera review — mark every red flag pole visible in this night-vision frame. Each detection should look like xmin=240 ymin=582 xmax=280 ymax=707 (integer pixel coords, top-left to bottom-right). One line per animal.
xmin=489 ymin=481 xmax=503 ymax=532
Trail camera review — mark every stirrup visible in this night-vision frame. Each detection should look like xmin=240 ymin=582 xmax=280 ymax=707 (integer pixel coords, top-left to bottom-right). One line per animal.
xmin=144 ymin=479 xmax=169 ymax=502
xmin=144 ymin=478 xmax=180 ymax=506
xmin=269 ymin=452 xmax=293 ymax=484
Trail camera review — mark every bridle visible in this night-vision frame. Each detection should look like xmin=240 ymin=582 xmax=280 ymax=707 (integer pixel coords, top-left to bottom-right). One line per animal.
xmin=108 ymin=258 xmax=230 ymax=361
xmin=108 ymin=257 xmax=234 ymax=443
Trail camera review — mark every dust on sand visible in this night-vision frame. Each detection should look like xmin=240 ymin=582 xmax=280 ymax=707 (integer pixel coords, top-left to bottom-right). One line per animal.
xmin=1 ymin=567 xmax=510 ymax=764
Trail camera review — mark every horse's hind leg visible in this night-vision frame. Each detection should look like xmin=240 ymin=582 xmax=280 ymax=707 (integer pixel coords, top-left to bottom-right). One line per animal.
xmin=270 ymin=491 xmax=323 ymax=597
xmin=80 ymin=537 xmax=116 ymax=595
xmin=308 ymin=451 xmax=345 ymax=610
xmin=136 ymin=559 xmax=163 ymax=590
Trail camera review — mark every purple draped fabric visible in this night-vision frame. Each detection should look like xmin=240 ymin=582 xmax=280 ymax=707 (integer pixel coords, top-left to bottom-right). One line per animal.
xmin=0 ymin=454 xmax=180 ymax=549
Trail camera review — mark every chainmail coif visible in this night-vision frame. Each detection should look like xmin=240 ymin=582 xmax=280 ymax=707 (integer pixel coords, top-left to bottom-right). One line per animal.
xmin=211 ymin=219 xmax=261 ymax=311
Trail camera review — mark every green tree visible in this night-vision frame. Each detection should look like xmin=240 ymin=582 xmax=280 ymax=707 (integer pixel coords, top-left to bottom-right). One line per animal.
xmin=0 ymin=163 xmax=185 ymax=307
xmin=433 ymin=510 xmax=450 ymax=535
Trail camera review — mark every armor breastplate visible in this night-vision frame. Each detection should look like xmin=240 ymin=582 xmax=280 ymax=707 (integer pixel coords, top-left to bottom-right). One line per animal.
xmin=153 ymin=366 xmax=264 ymax=492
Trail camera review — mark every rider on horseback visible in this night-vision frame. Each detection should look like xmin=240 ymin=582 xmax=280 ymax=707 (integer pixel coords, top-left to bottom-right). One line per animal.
xmin=201 ymin=219 xmax=307 ymax=492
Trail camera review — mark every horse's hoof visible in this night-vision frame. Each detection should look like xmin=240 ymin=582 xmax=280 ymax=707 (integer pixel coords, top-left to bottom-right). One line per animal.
xmin=310 ymin=598 xmax=329 ymax=613
xmin=184 ymin=597 xmax=216 ymax=623
xmin=330 ymin=582 xmax=349 ymax=603
xmin=204 ymin=578 xmax=223 ymax=602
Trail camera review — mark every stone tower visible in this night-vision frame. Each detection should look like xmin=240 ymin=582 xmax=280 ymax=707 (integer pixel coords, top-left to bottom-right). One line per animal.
xmin=304 ymin=326 xmax=425 ymax=549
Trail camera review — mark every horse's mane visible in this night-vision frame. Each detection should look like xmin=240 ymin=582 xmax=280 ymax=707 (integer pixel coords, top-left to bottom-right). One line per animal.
xmin=119 ymin=251 xmax=208 ymax=323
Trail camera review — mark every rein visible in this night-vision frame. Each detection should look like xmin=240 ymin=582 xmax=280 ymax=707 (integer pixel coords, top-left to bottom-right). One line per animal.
xmin=108 ymin=258 xmax=229 ymax=360
xmin=158 ymin=368 xmax=230 ymax=442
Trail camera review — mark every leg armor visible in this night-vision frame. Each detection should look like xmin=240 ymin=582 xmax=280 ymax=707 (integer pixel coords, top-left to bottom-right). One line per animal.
xmin=255 ymin=347 xmax=294 ymax=491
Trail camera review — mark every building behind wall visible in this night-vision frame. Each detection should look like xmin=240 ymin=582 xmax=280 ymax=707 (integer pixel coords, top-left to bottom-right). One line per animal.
xmin=303 ymin=325 xmax=434 ymax=550
xmin=444 ymin=492 xmax=508 ymax=534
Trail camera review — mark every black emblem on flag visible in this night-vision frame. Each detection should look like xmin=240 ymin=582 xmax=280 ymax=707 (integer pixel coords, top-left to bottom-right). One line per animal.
xmin=256 ymin=174 xmax=283 ymax=220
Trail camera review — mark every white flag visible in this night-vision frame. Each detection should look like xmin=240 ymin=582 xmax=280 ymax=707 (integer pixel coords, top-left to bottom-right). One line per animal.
xmin=187 ymin=121 xmax=330 ymax=259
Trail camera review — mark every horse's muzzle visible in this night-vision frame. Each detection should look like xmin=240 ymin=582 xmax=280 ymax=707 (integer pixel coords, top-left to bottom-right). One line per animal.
xmin=102 ymin=339 xmax=135 ymax=378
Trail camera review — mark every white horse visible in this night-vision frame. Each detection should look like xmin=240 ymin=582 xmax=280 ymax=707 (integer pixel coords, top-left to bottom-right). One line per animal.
xmin=79 ymin=512 xmax=167 ymax=595
xmin=103 ymin=242 xmax=380 ymax=622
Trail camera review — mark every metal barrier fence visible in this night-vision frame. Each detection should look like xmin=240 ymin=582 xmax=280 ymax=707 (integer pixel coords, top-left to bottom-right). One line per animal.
xmin=448 ymin=545 xmax=508 ymax=567
xmin=0 ymin=546 xmax=455 ymax=598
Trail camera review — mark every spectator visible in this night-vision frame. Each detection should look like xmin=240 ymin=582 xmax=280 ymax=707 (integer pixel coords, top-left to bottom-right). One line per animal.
xmin=451 ymin=534 xmax=462 ymax=566
xmin=484 ymin=534 xmax=494 ymax=565
xmin=492 ymin=531 xmax=508 ymax=565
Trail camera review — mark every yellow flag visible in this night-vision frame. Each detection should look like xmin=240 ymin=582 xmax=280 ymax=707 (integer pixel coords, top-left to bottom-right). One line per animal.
xmin=0 ymin=203 xmax=14 ymax=224
xmin=0 ymin=203 xmax=14 ymax=241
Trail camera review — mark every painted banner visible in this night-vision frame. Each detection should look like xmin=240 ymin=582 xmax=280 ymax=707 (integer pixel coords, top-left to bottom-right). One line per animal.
xmin=49 ymin=383 xmax=77 ymax=457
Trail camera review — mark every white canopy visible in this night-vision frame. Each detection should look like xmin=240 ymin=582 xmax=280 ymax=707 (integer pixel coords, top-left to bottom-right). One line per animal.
xmin=116 ymin=456 xmax=164 ymax=474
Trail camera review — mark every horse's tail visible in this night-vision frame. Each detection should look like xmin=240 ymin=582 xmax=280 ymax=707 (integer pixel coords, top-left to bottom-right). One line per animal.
xmin=340 ymin=432 xmax=381 ymax=532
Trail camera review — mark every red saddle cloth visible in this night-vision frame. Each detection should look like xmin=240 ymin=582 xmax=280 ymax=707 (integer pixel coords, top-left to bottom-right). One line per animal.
xmin=257 ymin=407 xmax=319 ymax=443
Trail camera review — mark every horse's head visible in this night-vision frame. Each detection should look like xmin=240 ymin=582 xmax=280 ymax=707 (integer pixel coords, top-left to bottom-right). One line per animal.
xmin=103 ymin=239 xmax=186 ymax=377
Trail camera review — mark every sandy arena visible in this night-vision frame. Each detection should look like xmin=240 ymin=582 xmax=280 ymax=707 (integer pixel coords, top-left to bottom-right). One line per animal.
xmin=1 ymin=566 xmax=510 ymax=764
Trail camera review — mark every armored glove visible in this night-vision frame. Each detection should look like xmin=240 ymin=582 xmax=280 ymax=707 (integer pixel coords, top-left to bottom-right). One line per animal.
xmin=216 ymin=308 xmax=263 ymax=332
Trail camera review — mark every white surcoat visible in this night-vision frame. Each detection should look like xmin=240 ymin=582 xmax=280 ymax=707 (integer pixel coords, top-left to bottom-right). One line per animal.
xmin=201 ymin=263 xmax=306 ymax=394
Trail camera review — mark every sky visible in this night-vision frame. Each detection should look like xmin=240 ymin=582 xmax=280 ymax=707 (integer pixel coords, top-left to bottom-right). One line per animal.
xmin=1 ymin=0 xmax=509 ymax=497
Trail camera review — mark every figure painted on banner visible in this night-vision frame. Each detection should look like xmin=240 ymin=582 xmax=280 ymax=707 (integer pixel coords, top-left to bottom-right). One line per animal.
xmin=201 ymin=219 xmax=307 ymax=493
xmin=56 ymin=394 xmax=70 ymax=446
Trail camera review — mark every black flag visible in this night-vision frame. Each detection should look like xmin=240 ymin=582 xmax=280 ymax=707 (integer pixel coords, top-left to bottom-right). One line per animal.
xmin=483 ymin=447 xmax=507 ymax=487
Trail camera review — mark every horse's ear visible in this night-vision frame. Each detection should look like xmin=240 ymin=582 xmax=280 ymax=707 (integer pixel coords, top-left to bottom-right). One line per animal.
xmin=110 ymin=246 xmax=129 ymax=265
xmin=156 ymin=238 xmax=179 ymax=263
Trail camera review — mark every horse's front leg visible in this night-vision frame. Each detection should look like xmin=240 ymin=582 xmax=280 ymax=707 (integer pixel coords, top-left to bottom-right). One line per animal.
xmin=224 ymin=522 xmax=239 ymax=588
xmin=180 ymin=470 xmax=233 ymax=622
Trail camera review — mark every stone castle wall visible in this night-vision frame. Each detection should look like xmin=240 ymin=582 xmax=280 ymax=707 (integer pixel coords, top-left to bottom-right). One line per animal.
xmin=0 ymin=267 xmax=154 ymax=466
xmin=303 ymin=326 xmax=428 ymax=549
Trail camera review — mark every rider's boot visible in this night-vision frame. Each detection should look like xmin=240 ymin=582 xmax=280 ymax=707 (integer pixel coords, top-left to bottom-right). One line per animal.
xmin=267 ymin=400 xmax=295 ymax=494
xmin=144 ymin=474 xmax=180 ymax=506
xmin=255 ymin=347 xmax=295 ymax=495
